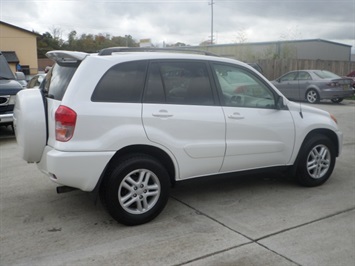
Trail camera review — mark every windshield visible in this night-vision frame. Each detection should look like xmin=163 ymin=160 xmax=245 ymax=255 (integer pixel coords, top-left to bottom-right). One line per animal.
xmin=313 ymin=70 xmax=341 ymax=79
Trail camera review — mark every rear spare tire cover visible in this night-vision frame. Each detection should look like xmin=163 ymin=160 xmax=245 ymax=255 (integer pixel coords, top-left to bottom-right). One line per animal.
xmin=14 ymin=89 xmax=46 ymax=163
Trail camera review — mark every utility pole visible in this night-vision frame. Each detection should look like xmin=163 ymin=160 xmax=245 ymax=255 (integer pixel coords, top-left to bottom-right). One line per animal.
xmin=209 ymin=0 xmax=214 ymax=45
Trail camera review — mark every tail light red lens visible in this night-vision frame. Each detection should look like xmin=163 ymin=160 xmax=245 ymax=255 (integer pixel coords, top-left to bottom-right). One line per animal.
xmin=55 ymin=105 xmax=77 ymax=142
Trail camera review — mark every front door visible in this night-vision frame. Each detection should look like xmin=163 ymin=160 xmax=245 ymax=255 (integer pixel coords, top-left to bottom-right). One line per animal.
xmin=212 ymin=63 xmax=295 ymax=172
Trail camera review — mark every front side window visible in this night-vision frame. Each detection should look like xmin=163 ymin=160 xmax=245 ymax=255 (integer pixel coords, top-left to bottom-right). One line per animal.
xmin=144 ymin=61 xmax=214 ymax=105
xmin=280 ymin=72 xmax=297 ymax=82
xmin=92 ymin=61 xmax=148 ymax=103
xmin=213 ymin=63 xmax=275 ymax=109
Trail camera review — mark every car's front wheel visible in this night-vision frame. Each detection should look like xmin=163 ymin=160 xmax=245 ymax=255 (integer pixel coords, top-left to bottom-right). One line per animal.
xmin=103 ymin=155 xmax=170 ymax=225
xmin=296 ymin=135 xmax=336 ymax=187
xmin=306 ymin=89 xmax=320 ymax=103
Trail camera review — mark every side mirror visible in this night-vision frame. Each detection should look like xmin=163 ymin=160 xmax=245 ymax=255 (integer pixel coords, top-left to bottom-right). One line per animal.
xmin=276 ymin=95 xmax=286 ymax=110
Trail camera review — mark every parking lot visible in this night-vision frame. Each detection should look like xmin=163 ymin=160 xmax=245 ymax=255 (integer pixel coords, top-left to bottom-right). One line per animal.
xmin=1 ymin=101 xmax=354 ymax=266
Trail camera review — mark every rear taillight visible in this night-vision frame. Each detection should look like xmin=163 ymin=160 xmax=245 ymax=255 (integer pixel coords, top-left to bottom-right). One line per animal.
xmin=327 ymin=82 xmax=339 ymax=87
xmin=55 ymin=105 xmax=77 ymax=142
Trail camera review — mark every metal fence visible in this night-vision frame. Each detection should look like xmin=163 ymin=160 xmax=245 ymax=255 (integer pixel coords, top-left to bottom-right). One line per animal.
xmin=257 ymin=59 xmax=355 ymax=80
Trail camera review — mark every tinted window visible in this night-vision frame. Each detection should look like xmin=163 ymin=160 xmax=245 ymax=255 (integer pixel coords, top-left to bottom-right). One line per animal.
xmin=144 ymin=63 xmax=165 ymax=103
xmin=144 ymin=61 xmax=214 ymax=105
xmin=46 ymin=63 xmax=79 ymax=100
xmin=92 ymin=61 xmax=148 ymax=103
xmin=213 ymin=63 xmax=275 ymax=109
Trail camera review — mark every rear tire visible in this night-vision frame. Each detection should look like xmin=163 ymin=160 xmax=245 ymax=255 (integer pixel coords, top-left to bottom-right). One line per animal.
xmin=103 ymin=155 xmax=170 ymax=226
xmin=306 ymin=89 xmax=320 ymax=103
xmin=331 ymin=98 xmax=343 ymax=103
xmin=296 ymin=135 xmax=335 ymax=187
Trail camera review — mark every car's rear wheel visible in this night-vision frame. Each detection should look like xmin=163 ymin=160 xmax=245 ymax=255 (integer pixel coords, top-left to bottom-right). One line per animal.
xmin=306 ymin=89 xmax=320 ymax=103
xmin=331 ymin=98 xmax=343 ymax=103
xmin=296 ymin=135 xmax=335 ymax=187
xmin=103 ymin=155 xmax=170 ymax=226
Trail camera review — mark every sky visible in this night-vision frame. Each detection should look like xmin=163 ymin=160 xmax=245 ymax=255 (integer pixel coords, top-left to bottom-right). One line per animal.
xmin=1 ymin=0 xmax=354 ymax=52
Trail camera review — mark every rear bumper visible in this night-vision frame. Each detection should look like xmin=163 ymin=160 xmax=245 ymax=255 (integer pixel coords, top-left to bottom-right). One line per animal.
xmin=37 ymin=146 xmax=114 ymax=191
xmin=0 ymin=113 xmax=13 ymax=124
xmin=320 ymin=89 xmax=354 ymax=100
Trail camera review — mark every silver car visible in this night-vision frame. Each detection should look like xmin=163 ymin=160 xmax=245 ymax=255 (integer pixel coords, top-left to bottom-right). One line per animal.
xmin=272 ymin=70 xmax=354 ymax=103
xmin=26 ymin=74 xmax=46 ymax=89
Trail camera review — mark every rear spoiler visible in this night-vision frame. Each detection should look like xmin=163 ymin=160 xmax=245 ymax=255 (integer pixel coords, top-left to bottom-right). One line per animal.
xmin=46 ymin=51 xmax=89 ymax=63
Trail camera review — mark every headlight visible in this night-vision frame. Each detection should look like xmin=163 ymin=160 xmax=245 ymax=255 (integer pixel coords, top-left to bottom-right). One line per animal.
xmin=9 ymin=95 xmax=16 ymax=105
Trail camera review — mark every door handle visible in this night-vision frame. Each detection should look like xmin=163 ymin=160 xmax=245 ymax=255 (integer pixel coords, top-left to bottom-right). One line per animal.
xmin=152 ymin=110 xmax=173 ymax=118
xmin=228 ymin=112 xmax=244 ymax=120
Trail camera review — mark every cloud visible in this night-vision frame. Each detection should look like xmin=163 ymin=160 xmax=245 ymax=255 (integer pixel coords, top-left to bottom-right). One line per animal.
xmin=1 ymin=0 xmax=354 ymax=50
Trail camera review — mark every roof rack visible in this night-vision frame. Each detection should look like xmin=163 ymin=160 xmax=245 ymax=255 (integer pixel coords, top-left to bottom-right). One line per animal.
xmin=98 ymin=47 xmax=219 ymax=57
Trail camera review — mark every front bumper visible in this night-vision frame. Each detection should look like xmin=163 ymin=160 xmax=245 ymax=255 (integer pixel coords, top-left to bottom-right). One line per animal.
xmin=0 ymin=112 xmax=13 ymax=124
xmin=37 ymin=146 xmax=115 ymax=191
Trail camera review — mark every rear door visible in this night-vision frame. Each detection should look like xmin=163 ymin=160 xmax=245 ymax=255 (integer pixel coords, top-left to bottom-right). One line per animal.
xmin=142 ymin=61 xmax=226 ymax=179
xmin=211 ymin=63 xmax=295 ymax=172
xmin=44 ymin=51 xmax=86 ymax=147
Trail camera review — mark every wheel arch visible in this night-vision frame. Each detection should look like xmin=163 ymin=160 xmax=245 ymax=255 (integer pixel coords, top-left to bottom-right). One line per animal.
xmin=305 ymin=86 xmax=320 ymax=99
xmin=91 ymin=144 xmax=176 ymax=202
xmin=290 ymin=128 xmax=339 ymax=176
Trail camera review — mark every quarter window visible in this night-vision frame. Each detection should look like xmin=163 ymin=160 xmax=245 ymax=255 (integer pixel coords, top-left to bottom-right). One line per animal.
xmin=92 ymin=61 xmax=147 ymax=102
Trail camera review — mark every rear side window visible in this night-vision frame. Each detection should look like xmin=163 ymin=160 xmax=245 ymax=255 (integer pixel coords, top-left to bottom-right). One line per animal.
xmin=46 ymin=63 xmax=79 ymax=100
xmin=144 ymin=61 xmax=214 ymax=105
xmin=92 ymin=61 xmax=148 ymax=103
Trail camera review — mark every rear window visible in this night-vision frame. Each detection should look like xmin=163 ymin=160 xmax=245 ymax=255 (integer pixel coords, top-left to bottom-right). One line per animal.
xmin=46 ymin=62 xmax=79 ymax=100
xmin=91 ymin=61 xmax=148 ymax=103
xmin=313 ymin=70 xmax=340 ymax=79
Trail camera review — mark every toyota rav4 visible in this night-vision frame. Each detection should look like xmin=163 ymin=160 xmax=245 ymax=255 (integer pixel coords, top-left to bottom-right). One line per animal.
xmin=14 ymin=48 xmax=343 ymax=225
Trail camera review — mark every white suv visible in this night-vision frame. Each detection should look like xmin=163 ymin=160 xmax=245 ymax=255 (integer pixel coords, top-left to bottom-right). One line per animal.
xmin=14 ymin=48 xmax=343 ymax=225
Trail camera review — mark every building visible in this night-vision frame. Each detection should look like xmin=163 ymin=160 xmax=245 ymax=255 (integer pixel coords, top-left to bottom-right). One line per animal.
xmin=188 ymin=39 xmax=353 ymax=62
xmin=0 ymin=21 xmax=40 ymax=75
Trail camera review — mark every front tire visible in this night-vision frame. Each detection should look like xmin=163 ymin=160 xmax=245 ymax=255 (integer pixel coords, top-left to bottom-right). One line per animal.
xmin=103 ymin=155 xmax=170 ymax=226
xmin=306 ymin=89 xmax=320 ymax=103
xmin=296 ymin=135 xmax=336 ymax=187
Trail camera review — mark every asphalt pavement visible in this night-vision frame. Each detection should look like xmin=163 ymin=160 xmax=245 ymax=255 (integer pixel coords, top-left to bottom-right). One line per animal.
xmin=0 ymin=100 xmax=354 ymax=266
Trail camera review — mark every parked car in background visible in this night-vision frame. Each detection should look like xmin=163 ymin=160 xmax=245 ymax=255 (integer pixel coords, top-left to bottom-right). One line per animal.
xmin=0 ymin=51 xmax=23 ymax=128
xmin=15 ymin=72 xmax=27 ymax=88
xmin=26 ymin=74 xmax=46 ymax=89
xmin=345 ymin=71 xmax=355 ymax=89
xmin=272 ymin=70 xmax=354 ymax=103
xmin=247 ymin=63 xmax=263 ymax=74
